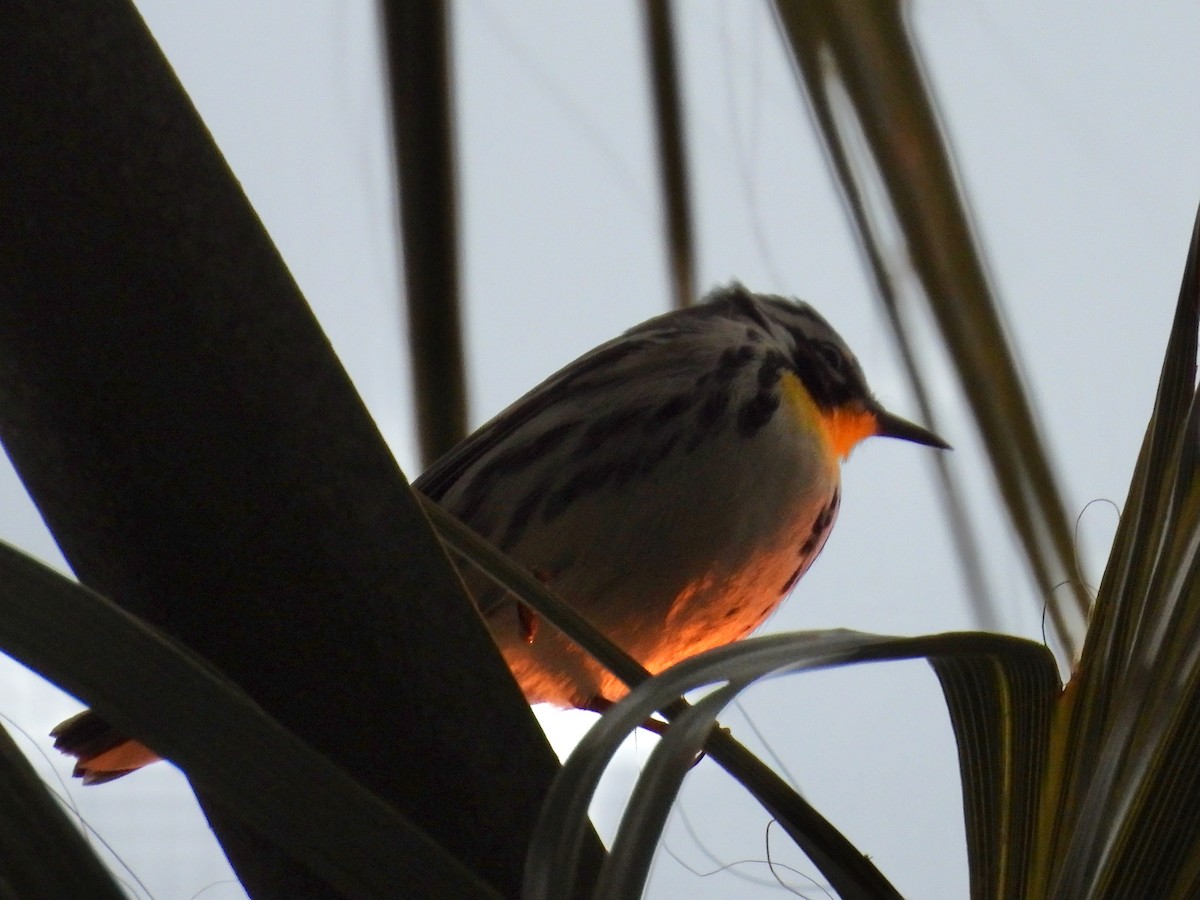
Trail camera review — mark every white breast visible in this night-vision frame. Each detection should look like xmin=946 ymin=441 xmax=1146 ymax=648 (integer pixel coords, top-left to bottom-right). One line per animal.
xmin=485 ymin=398 xmax=842 ymax=707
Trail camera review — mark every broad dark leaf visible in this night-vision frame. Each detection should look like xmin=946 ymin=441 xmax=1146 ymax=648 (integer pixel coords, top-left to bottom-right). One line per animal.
xmin=0 ymin=722 xmax=126 ymax=899
xmin=0 ymin=541 xmax=502 ymax=900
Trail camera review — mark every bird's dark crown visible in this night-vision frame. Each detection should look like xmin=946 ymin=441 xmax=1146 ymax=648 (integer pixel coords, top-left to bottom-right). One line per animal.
xmin=686 ymin=283 xmax=874 ymax=413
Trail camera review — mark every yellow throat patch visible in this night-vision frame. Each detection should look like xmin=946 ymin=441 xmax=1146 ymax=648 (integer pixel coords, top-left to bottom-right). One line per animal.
xmin=780 ymin=371 xmax=877 ymax=460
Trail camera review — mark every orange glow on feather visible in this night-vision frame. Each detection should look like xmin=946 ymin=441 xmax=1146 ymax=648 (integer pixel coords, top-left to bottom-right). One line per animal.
xmin=820 ymin=406 xmax=879 ymax=459
xmin=779 ymin=372 xmax=878 ymax=460
xmin=79 ymin=741 xmax=160 ymax=779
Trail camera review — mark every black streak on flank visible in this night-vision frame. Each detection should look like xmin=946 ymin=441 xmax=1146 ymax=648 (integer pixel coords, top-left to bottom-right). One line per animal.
xmin=646 ymin=394 xmax=692 ymax=432
xmin=454 ymin=419 xmax=580 ymax=521
xmin=812 ymin=498 xmax=836 ymax=536
xmin=498 ymin=480 xmax=552 ymax=549
xmin=780 ymin=563 xmax=805 ymax=595
xmin=799 ymin=491 xmax=839 ymax=558
xmin=572 ymin=407 xmax=646 ymax=461
xmin=542 ymin=463 xmax=614 ymax=522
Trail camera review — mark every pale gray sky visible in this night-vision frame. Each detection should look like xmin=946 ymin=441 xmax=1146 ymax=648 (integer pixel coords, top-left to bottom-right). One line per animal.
xmin=1 ymin=3 xmax=1198 ymax=898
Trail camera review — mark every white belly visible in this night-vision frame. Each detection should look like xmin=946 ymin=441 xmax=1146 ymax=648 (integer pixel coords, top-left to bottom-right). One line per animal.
xmin=479 ymin=407 xmax=842 ymax=707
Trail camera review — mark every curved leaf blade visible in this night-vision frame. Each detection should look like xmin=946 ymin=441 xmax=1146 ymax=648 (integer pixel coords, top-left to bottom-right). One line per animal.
xmin=527 ymin=629 xmax=1058 ymax=900
xmin=425 ymin=498 xmax=899 ymax=898
xmin=0 ymin=541 xmax=502 ymax=900
xmin=0 ymin=723 xmax=126 ymax=899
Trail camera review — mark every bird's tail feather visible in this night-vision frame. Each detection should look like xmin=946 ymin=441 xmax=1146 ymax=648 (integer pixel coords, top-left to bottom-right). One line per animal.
xmin=51 ymin=710 xmax=159 ymax=785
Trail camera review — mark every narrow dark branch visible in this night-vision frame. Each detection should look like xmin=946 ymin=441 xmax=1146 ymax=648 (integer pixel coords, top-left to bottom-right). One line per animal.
xmin=779 ymin=4 xmax=999 ymax=633
xmin=642 ymin=0 xmax=697 ymax=309
xmin=772 ymin=0 xmax=1086 ymax=656
xmin=380 ymin=0 xmax=469 ymax=466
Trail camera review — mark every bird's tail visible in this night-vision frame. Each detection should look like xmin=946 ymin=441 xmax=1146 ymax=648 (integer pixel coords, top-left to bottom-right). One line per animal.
xmin=51 ymin=710 xmax=160 ymax=784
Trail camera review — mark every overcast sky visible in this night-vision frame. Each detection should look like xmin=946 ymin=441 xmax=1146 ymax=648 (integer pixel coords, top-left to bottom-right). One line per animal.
xmin=1 ymin=3 xmax=1198 ymax=898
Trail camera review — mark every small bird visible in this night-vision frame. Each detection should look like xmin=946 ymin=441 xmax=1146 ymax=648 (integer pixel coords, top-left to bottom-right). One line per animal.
xmin=53 ymin=284 xmax=947 ymax=781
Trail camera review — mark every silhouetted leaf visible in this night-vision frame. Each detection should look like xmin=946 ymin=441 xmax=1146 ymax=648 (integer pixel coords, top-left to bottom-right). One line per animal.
xmin=772 ymin=0 xmax=1088 ymax=656
xmin=0 ymin=541 xmax=502 ymax=900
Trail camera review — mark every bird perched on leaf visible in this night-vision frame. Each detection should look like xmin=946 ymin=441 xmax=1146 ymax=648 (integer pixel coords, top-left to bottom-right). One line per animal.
xmin=53 ymin=283 xmax=948 ymax=782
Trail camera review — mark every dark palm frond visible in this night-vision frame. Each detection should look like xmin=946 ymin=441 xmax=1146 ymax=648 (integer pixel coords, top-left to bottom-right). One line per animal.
xmin=3 ymin=5 xmax=1196 ymax=900
xmin=642 ymin=0 xmax=697 ymax=309
xmin=0 ymin=540 xmax=504 ymax=900
xmin=0 ymin=719 xmax=126 ymax=898
xmin=527 ymin=629 xmax=1058 ymax=900
xmin=0 ymin=5 xmax=582 ymax=896
xmin=769 ymin=0 xmax=997 ymax=634
xmin=1030 ymin=206 xmax=1200 ymax=898
xmin=771 ymin=0 xmax=1090 ymax=656
xmin=1064 ymin=211 xmax=1200 ymax=746
xmin=930 ymin=649 xmax=1058 ymax=899
xmin=380 ymin=0 xmax=469 ymax=466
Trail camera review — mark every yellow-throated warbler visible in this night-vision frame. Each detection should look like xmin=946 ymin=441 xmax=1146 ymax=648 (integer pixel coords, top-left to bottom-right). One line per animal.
xmin=54 ymin=283 xmax=948 ymax=781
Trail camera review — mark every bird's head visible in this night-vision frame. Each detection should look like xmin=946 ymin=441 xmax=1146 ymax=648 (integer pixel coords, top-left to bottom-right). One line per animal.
xmin=718 ymin=284 xmax=950 ymax=459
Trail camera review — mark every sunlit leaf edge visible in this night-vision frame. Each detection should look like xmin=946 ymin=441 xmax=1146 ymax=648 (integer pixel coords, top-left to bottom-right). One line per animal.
xmin=525 ymin=629 xmax=1058 ymax=900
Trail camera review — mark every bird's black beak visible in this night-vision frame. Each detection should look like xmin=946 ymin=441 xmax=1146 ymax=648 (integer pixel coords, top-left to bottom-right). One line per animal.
xmin=873 ymin=407 xmax=951 ymax=450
